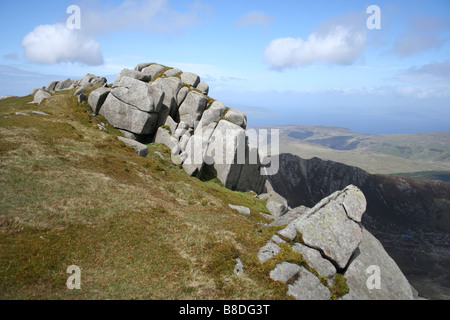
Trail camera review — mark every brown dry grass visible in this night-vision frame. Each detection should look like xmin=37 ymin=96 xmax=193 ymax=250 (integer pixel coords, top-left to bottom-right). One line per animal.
xmin=0 ymin=90 xmax=292 ymax=300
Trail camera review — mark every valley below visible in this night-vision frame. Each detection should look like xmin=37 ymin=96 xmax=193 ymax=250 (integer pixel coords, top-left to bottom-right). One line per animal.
xmin=254 ymin=125 xmax=450 ymax=180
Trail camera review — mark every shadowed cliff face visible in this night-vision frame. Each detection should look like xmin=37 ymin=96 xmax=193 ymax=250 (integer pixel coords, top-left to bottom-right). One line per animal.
xmin=268 ymin=154 xmax=369 ymax=208
xmin=268 ymin=153 xmax=450 ymax=299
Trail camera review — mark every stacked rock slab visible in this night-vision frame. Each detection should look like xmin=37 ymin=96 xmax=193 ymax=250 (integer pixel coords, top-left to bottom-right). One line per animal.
xmin=88 ymin=63 xmax=267 ymax=194
xmin=29 ymin=74 xmax=107 ymax=106
xmin=47 ymin=74 xmax=107 ymax=93
xmin=99 ymin=76 xmax=163 ymax=136
xmin=257 ymin=185 xmax=415 ymax=300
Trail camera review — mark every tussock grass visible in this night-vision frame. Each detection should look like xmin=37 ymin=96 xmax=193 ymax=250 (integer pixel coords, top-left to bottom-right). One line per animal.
xmin=0 ymin=90 xmax=291 ymax=300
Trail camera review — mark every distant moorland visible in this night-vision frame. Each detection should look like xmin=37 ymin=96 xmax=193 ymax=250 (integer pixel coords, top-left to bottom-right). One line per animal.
xmin=253 ymin=125 xmax=450 ymax=182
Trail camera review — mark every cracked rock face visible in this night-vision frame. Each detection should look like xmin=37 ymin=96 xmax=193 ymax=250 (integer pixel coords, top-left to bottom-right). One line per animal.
xmin=337 ymin=185 xmax=367 ymax=223
xmin=291 ymin=243 xmax=336 ymax=280
xmin=294 ymin=186 xmax=364 ymax=269
xmin=112 ymin=76 xmax=164 ymax=113
xmin=100 ymin=93 xmax=159 ymax=135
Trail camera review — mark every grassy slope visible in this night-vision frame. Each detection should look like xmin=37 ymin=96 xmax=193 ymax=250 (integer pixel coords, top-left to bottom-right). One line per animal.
xmin=0 ymin=90 xmax=298 ymax=300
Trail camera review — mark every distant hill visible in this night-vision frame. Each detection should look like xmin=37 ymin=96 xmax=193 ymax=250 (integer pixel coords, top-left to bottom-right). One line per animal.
xmin=252 ymin=125 xmax=450 ymax=181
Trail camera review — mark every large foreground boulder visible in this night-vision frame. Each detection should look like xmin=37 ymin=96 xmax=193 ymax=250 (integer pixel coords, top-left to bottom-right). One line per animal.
xmin=100 ymin=94 xmax=159 ymax=135
xmin=112 ymin=76 xmax=164 ymax=113
xmin=256 ymin=185 xmax=415 ymax=300
xmin=294 ymin=186 xmax=365 ymax=269
xmin=32 ymin=89 xmax=51 ymax=105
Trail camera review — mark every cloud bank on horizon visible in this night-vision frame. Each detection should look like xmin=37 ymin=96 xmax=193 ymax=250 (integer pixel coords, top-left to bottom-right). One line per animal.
xmin=1 ymin=0 xmax=449 ymax=134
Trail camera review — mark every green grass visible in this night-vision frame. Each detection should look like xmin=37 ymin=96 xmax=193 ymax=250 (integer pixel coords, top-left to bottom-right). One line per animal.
xmin=0 ymin=90 xmax=297 ymax=300
xmin=151 ymin=65 xmax=172 ymax=82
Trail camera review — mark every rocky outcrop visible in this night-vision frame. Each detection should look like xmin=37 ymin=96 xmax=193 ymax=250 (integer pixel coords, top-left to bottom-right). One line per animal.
xmin=31 ymin=89 xmax=51 ymax=105
xmin=27 ymin=74 xmax=108 ymax=106
xmin=48 ymin=74 xmax=107 ymax=93
xmin=257 ymin=185 xmax=415 ymax=300
xmin=98 ymin=76 xmax=163 ymax=136
xmin=87 ymin=63 xmax=267 ymax=194
xmin=100 ymin=93 xmax=160 ymax=136
xmin=292 ymin=243 xmax=336 ymax=280
xmin=268 ymin=152 xmax=450 ymax=299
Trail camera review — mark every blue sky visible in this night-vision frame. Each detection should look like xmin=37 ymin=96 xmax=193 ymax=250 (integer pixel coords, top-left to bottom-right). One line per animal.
xmin=1 ymin=0 xmax=449 ymax=134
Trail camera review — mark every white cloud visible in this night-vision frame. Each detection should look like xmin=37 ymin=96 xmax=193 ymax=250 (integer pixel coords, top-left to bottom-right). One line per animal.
xmin=264 ymin=13 xmax=367 ymax=69
xmin=21 ymin=24 xmax=103 ymax=66
xmin=21 ymin=0 xmax=211 ymax=66
xmin=236 ymin=11 xmax=275 ymax=29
